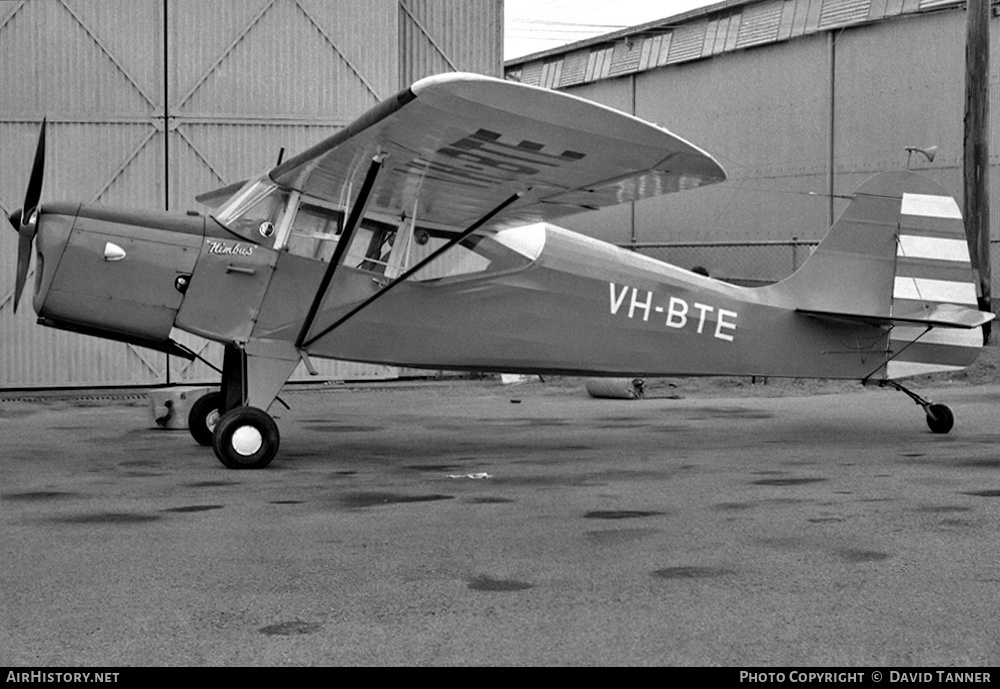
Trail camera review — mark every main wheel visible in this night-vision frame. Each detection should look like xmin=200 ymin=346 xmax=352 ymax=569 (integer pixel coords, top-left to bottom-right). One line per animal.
xmin=212 ymin=407 xmax=280 ymax=469
xmin=925 ymin=404 xmax=954 ymax=434
xmin=188 ymin=391 xmax=223 ymax=446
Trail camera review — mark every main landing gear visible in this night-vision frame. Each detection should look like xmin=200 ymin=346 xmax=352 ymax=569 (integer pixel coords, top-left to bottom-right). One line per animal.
xmin=188 ymin=396 xmax=280 ymax=469
xmin=868 ymin=379 xmax=955 ymax=434
xmin=187 ymin=345 xmax=283 ymax=469
xmin=211 ymin=406 xmax=280 ymax=469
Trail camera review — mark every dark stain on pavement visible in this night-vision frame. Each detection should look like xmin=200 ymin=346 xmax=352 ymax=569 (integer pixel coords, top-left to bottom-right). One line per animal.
xmin=162 ymin=505 xmax=224 ymax=513
xmin=688 ymin=406 xmax=775 ymax=420
xmin=339 ymin=492 xmax=453 ymax=508
xmin=516 ymin=418 xmax=572 ymax=427
xmin=592 ymin=420 xmax=657 ymax=429
xmin=956 ymin=458 xmax=1000 ymax=469
xmin=962 ymin=489 xmax=1000 ymax=497
xmin=653 ymin=566 xmax=735 ymax=579
xmin=754 ymin=477 xmax=827 ymax=486
xmin=48 ymin=512 xmax=161 ymax=524
xmin=584 ymin=509 xmax=665 ymax=519
xmin=468 ymin=575 xmax=533 ymax=592
xmin=476 ymin=417 xmax=570 ymax=428
xmin=465 ymin=496 xmax=515 ymax=504
xmin=3 ymin=490 xmax=78 ymax=501
xmin=259 ymin=620 xmax=323 ymax=636
xmin=406 ymin=463 xmax=463 ymax=472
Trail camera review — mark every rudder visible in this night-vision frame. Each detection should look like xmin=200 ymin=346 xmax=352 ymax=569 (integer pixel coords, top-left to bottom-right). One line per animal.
xmin=768 ymin=171 xmax=991 ymax=380
xmin=887 ymin=179 xmax=985 ymax=378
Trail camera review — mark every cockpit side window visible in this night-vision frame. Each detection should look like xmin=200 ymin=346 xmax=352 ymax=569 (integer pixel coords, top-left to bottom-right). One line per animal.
xmin=345 ymin=219 xmax=397 ymax=274
xmin=406 ymin=228 xmax=491 ymax=281
xmin=267 ymin=190 xmax=541 ymax=281
xmin=285 ymin=202 xmax=344 ymax=262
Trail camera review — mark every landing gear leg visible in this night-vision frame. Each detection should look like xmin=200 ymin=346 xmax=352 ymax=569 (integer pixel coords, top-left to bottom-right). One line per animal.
xmin=873 ymin=379 xmax=955 ymax=434
xmin=207 ymin=344 xmax=281 ymax=469
xmin=187 ymin=344 xmax=246 ymax=448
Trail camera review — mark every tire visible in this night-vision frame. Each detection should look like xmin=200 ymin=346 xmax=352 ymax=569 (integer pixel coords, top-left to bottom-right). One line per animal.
xmin=188 ymin=391 xmax=223 ymax=447
xmin=926 ymin=404 xmax=954 ymax=434
xmin=212 ymin=407 xmax=280 ymax=469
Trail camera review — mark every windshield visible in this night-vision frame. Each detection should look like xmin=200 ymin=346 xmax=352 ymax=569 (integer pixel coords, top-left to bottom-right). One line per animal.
xmin=214 ymin=178 xmax=288 ymax=242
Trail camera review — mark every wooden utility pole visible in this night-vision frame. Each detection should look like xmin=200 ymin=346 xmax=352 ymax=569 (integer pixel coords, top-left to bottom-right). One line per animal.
xmin=964 ymin=0 xmax=992 ymax=341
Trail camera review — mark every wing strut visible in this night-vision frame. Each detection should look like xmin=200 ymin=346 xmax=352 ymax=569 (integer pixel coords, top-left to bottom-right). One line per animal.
xmin=300 ymin=190 xmax=523 ymax=349
xmin=296 ymin=154 xmax=385 ymax=349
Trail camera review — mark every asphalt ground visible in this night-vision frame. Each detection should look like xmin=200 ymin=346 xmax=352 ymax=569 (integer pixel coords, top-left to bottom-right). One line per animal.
xmin=2 ymin=377 xmax=999 ymax=667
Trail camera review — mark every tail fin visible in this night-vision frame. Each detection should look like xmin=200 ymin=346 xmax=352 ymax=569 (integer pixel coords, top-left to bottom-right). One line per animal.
xmin=771 ymin=171 xmax=993 ymax=379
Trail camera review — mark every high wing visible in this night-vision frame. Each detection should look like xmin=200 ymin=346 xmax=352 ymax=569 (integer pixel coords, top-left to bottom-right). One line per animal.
xmin=262 ymin=72 xmax=726 ymax=232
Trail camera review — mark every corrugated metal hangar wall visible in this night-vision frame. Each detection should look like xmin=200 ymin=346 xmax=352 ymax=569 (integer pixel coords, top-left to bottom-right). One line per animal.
xmin=506 ymin=0 xmax=999 ymax=288
xmin=0 ymin=0 xmax=502 ymax=388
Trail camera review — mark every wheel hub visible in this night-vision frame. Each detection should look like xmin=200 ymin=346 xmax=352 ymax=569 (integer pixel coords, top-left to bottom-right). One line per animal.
xmin=231 ymin=425 xmax=263 ymax=456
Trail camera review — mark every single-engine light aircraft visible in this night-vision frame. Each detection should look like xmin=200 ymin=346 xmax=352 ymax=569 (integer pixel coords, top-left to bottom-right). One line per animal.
xmin=7 ymin=73 xmax=994 ymax=469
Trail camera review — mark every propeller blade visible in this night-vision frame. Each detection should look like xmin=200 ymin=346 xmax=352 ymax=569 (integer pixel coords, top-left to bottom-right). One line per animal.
xmin=22 ymin=118 xmax=47 ymax=217
xmin=13 ymin=231 xmax=32 ymax=313
xmin=11 ymin=119 xmax=47 ymax=313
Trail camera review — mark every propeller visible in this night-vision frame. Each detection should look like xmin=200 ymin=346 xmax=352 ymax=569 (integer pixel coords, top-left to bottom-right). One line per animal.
xmin=8 ymin=118 xmax=46 ymax=313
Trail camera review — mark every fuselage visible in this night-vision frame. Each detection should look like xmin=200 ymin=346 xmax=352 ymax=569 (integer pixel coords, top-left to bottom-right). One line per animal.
xmin=28 ymin=179 xmax=991 ymax=388
xmin=26 ymin=201 xmax=890 ymax=382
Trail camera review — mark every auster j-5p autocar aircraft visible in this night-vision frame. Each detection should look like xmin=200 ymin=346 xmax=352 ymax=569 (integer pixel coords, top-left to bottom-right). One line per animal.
xmin=7 ymin=73 xmax=994 ymax=469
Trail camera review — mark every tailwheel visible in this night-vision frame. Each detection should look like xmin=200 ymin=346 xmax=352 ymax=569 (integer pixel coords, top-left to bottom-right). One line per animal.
xmin=212 ymin=406 xmax=280 ymax=469
xmin=188 ymin=391 xmax=222 ymax=447
xmin=925 ymin=404 xmax=954 ymax=435
xmin=871 ymin=379 xmax=955 ymax=435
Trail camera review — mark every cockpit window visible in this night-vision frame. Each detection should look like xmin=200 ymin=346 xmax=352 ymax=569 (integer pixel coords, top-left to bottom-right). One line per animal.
xmin=219 ymin=186 xmax=542 ymax=282
xmin=345 ymin=218 xmax=398 ymax=273
xmin=286 ymin=202 xmax=344 ymax=262
xmin=406 ymin=229 xmax=492 ymax=281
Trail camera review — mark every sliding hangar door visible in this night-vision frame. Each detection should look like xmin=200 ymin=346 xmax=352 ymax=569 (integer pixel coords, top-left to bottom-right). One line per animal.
xmin=0 ymin=0 xmax=502 ymax=388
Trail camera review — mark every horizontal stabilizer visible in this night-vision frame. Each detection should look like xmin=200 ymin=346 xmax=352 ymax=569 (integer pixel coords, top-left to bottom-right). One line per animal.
xmin=798 ymin=303 xmax=995 ymax=329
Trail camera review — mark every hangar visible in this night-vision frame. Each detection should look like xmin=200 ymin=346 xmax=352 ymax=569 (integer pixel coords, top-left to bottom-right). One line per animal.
xmin=504 ymin=0 xmax=998 ymax=293
xmin=0 ymin=0 xmax=501 ymax=388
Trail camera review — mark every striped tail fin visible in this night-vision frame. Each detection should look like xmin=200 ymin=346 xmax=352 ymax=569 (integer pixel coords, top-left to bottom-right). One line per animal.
xmin=887 ymin=186 xmax=987 ymax=378
xmin=777 ymin=171 xmax=993 ymax=380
